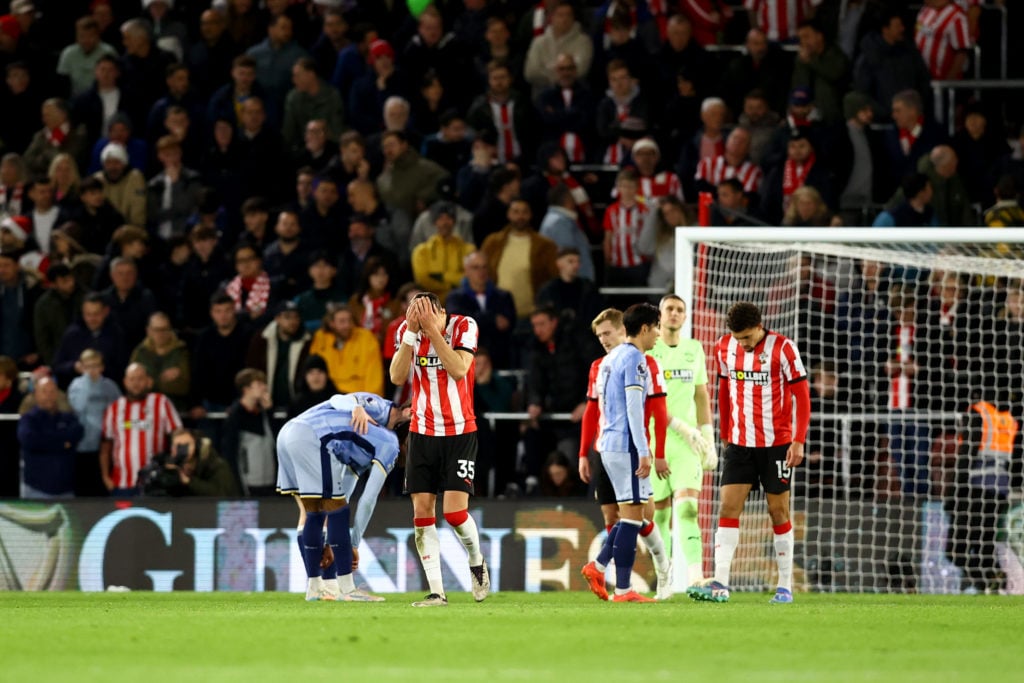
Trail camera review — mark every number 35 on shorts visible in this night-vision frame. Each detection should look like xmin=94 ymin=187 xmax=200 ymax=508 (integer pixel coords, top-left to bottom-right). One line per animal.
xmin=457 ymin=459 xmax=476 ymax=479
xmin=775 ymin=461 xmax=792 ymax=480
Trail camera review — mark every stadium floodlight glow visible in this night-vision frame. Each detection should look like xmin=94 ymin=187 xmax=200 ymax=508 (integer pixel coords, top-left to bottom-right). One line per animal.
xmin=671 ymin=226 xmax=1024 ymax=594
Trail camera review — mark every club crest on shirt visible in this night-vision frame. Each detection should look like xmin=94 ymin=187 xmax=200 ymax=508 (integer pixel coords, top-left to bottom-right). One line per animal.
xmin=416 ymin=356 xmax=444 ymax=368
xmin=758 ymin=351 xmax=769 ymax=364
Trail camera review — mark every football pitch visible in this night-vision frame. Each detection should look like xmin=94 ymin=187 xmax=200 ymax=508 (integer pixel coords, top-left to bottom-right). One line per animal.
xmin=3 ymin=592 xmax=1023 ymax=683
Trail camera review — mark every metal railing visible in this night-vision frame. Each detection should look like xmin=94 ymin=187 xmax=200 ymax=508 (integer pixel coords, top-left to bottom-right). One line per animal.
xmin=931 ymin=79 xmax=1024 ymax=137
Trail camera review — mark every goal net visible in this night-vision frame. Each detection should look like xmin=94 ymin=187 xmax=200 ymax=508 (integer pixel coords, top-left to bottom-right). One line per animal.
xmin=674 ymin=227 xmax=1024 ymax=594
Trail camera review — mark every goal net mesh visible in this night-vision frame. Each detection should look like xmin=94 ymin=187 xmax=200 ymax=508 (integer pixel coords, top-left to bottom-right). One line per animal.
xmin=687 ymin=237 xmax=1024 ymax=594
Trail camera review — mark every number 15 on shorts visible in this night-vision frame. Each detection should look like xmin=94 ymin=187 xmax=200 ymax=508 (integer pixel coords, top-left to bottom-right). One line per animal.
xmin=776 ymin=461 xmax=791 ymax=480
xmin=457 ymin=459 xmax=475 ymax=479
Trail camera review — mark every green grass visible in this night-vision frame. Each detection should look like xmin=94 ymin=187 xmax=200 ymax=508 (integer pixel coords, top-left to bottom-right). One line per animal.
xmin=2 ymin=592 xmax=1023 ymax=683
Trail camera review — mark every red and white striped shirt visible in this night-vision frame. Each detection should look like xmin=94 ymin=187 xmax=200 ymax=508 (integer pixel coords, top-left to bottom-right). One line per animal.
xmin=396 ymin=315 xmax=478 ymax=436
xmin=890 ymin=324 xmax=915 ymax=409
xmin=531 ymin=2 xmax=548 ymax=36
xmin=915 ymin=2 xmax=971 ymax=79
xmin=640 ymin=172 xmax=685 ymax=203
xmin=744 ymin=0 xmax=821 ymax=42
xmin=102 ymin=392 xmax=183 ymax=489
xmin=603 ymin=199 xmax=648 ymax=268
xmin=489 ymin=99 xmax=521 ymax=163
xmin=696 ymin=155 xmax=763 ymax=193
xmin=604 ymin=142 xmax=630 ymax=166
xmin=716 ymin=330 xmax=807 ymax=447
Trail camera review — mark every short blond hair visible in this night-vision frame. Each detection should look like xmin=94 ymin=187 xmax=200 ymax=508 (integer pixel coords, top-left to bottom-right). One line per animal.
xmin=79 ymin=349 xmax=104 ymax=364
xmin=591 ymin=308 xmax=623 ymax=333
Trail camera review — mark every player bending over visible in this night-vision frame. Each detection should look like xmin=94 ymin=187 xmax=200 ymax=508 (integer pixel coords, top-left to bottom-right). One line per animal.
xmin=278 ymin=392 xmax=410 ymax=602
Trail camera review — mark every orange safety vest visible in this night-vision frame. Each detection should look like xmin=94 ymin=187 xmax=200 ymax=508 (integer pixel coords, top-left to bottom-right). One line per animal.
xmin=969 ymin=401 xmax=1018 ymax=459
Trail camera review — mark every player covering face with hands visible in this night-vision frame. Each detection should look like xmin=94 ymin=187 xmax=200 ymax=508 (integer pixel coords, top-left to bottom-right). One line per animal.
xmin=390 ymin=293 xmax=489 ymax=607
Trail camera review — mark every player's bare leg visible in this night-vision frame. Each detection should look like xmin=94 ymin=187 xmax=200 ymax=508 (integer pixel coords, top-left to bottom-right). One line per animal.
xmin=611 ymin=502 xmax=656 ymax=603
xmin=767 ymin=491 xmax=794 ymax=604
xmin=688 ymin=483 xmax=751 ymax=603
xmin=411 ymin=492 xmax=448 ymax=606
xmin=442 ymin=490 xmax=489 ymax=602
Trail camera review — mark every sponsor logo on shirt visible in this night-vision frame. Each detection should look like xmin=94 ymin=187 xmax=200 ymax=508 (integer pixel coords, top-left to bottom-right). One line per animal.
xmin=416 ymin=356 xmax=444 ymax=368
xmin=663 ymin=369 xmax=695 ymax=382
xmin=123 ymin=419 xmax=152 ymax=431
xmin=729 ymin=370 xmax=770 ymax=385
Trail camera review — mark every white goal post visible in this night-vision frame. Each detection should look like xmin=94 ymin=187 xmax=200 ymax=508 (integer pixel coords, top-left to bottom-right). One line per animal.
xmin=671 ymin=226 xmax=1024 ymax=594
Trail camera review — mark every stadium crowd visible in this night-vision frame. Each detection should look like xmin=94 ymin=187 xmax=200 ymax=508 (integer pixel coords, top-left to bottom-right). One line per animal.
xmin=0 ymin=0 xmax=1021 ymax=502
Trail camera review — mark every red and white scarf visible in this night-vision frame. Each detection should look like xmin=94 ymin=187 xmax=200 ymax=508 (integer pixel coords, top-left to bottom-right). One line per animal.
xmin=226 ymin=272 xmax=271 ymax=317
xmin=546 ymin=172 xmax=596 ymax=234
xmin=0 ymin=183 xmax=24 ymax=216
xmin=45 ymin=123 xmax=70 ymax=148
xmin=782 ymin=151 xmax=815 ymax=200
xmin=899 ymin=118 xmax=924 ymax=155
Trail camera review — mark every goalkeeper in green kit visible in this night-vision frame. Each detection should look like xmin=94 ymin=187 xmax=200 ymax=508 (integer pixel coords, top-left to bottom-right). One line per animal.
xmin=649 ymin=295 xmax=717 ymax=587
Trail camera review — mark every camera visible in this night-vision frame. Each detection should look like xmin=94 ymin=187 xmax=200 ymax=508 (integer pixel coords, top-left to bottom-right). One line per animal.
xmin=138 ymin=442 xmax=191 ymax=496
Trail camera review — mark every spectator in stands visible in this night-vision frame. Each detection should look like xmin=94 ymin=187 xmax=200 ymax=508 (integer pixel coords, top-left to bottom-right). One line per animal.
xmin=953 ymin=105 xmax=1009 ymax=208
xmin=67 ymin=348 xmax=121 ymax=496
xmin=0 ymin=154 xmax=30 ymax=218
xmin=143 ymin=0 xmax=187 ymax=62
xmin=246 ymin=300 xmax=310 ymax=411
xmin=365 ymin=96 xmax=421 ymax=172
xmin=147 ymin=135 xmax=202 ymax=240
xmin=236 ymin=97 xmax=289 ymax=204
xmin=245 ymin=14 xmax=308 ymax=126
xmin=347 ymin=39 xmax=405 ymax=137
xmin=656 ymin=14 xmax=713 ymax=101
xmin=65 ymin=177 xmax=121 ymax=256
xmin=26 ymin=177 xmax=58 ymax=252
xmin=287 ymin=352 xmax=337 ymax=418
xmin=677 ymin=97 xmax=729 ymax=199
xmin=695 ymin=126 xmax=762 ymax=197
xmin=523 ymin=304 xmax=592 ymax=485
xmin=262 ymin=208 xmax=309 ymax=302
xmin=298 ymin=175 xmax=343 ymax=255
xmin=722 ymin=28 xmax=792 ymax=115
xmin=57 ymin=16 xmax=117 ymax=98
xmin=309 ymin=7 xmax=347 ymax=82
xmin=129 ymin=311 xmax=190 ymax=413
xmin=853 ymin=9 xmax=931 ymax=123
xmin=595 ymin=59 xmax=649 ymax=158
xmin=832 ymin=91 xmax=886 ymax=224
xmin=24 ymin=98 xmax=88 ymax=179
xmin=710 ymin=177 xmax=758 ymax=226
xmin=53 ymin=292 xmax=127 ymax=387
xmin=481 ymin=197 xmax=559 ymax=322
xmin=873 ymin=173 xmax=938 ymax=228
xmin=400 ymin=5 xmax=470 ymax=110
xmin=468 ymin=59 xmax=532 ymax=167
xmin=180 ymin=226 xmax=228 ymax=335
xmin=761 ymin=128 xmax=834 ymax=226
xmin=100 ymin=361 xmax=182 ymax=496
xmin=456 ymin=129 xmax=498 ymax=214
xmin=535 ymin=246 xmax=603 ymax=330
xmin=420 ymin=109 xmax=472 ymax=178
xmin=49 ymin=153 xmax=81 ymax=208
xmin=411 ymin=68 xmax=454 ymax=138
xmin=207 ymin=55 xmax=265 ymax=131
xmin=915 ymin=0 xmax=972 ymax=81
xmin=191 ymin=291 xmax=252 ymax=417
xmin=220 ymin=367 xmax=276 ymax=496
xmin=2 ymin=62 xmax=43 ymax=157
xmin=927 ymin=270 xmax=972 ymax=415
xmin=783 ymin=186 xmax=840 ymax=227
xmin=984 ymin=175 xmax=1024 ymax=227
xmin=898 ymin=145 xmax=972 ymax=227
xmin=338 ymin=212 xmax=399 ymax=297
xmin=412 ymin=201 xmax=475 ymax=299
xmin=0 ymin=247 xmax=41 ymax=369
xmin=884 ymin=90 xmax=945 ymax=192
xmin=70 ymin=55 xmax=133 ymax=146
xmin=521 ymin=143 xmax=595 ymax=235
xmin=92 ymin=140 xmax=145 ymax=228
xmin=188 ymin=8 xmax=236 ymax=100
xmin=376 ymin=130 xmax=448 ymax=221
xmin=118 ymin=18 xmax=176 ymax=119
xmin=540 ymin=451 xmax=586 ymax=497
xmin=235 ymin=196 xmax=271 ymax=252
xmin=0 ymin=356 xmax=21 ymax=498
xmin=348 ymin=256 xmax=401 ymax=349
xmin=307 ymin=303 xmax=383 ymax=396
xmin=348 ymin=176 xmax=411 ymax=267
xmin=294 ymin=250 xmax=346 ymax=333
xmin=602 ymin=168 xmax=649 ymax=286
xmin=101 ymin=256 xmax=157 ymax=351
xmin=639 ymin=194 xmax=685 ymax=289
xmin=539 ymin=183 xmax=594 ymax=282
xmin=535 ymin=53 xmax=595 ymax=165
xmin=524 ymin=1 xmax=592 ymax=98
xmin=33 ymin=263 xmax=85 ymax=367
xmin=17 ymin=376 xmax=83 ymax=498
xmin=791 ymin=19 xmax=850 ymax=126
xmin=283 ymin=57 xmax=344 ymax=154
xmin=226 ymin=242 xmax=272 ymax=324
xmin=471 ymin=345 xmax=517 ymax=496
xmin=446 ymin=251 xmax=517 ymax=370
xmin=295 ymin=121 xmax=333 ymax=175
xmin=738 ymin=90 xmax=780 ymax=167
xmin=146 ymin=63 xmax=203 ymax=147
